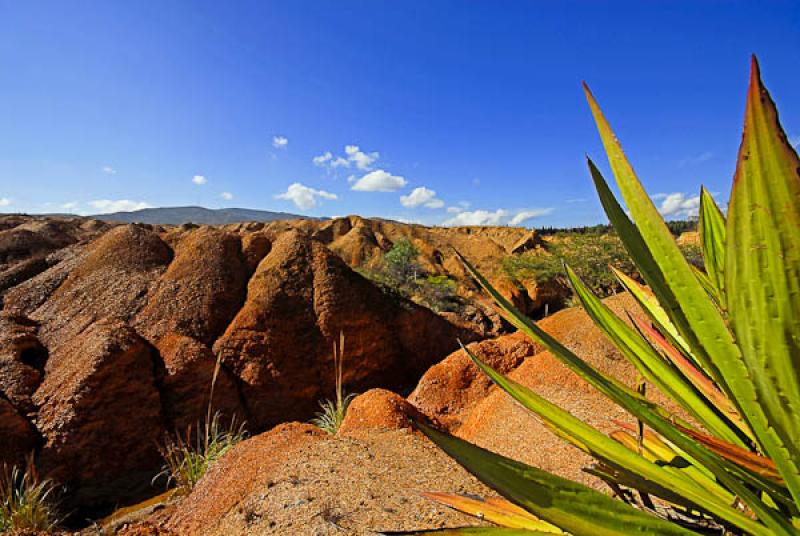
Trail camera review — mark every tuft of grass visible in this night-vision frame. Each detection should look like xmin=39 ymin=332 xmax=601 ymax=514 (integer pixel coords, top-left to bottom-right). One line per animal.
xmin=311 ymin=332 xmax=356 ymax=434
xmin=0 ymin=460 xmax=60 ymax=533
xmin=155 ymin=412 xmax=246 ymax=493
xmin=155 ymin=353 xmax=246 ymax=493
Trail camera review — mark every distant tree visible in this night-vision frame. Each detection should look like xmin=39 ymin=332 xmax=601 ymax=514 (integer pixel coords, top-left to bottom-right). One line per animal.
xmin=382 ymin=238 xmax=420 ymax=286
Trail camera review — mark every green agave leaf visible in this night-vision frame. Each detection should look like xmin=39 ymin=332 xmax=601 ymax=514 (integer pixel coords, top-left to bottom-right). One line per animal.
xmin=629 ymin=315 xmax=752 ymax=442
xmin=584 ymin=81 xmax=800 ymax=522
xmin=698 ymin=186 xmax=727 ymax=306
xmin=457 ymin=253 xmax=791 ymax=535
xmin=586 ymin=159 xmax=725 ymax=389
xmin=416 ymin=422 xmax=697 ymax=536
xmin=420 ymin=493 xmax=563 ymax=532
xmin=459 ymin=343 xmax=771 ymax=535
xmin=609 ymin=267 xmax=700 ymax=373
xmin=726 ymin=57 xmax=800 ymax=507
xmin=381 ymin=529 xmax=555 ymax=535
xmin=565 ymin=264 xmax=746 ymax=447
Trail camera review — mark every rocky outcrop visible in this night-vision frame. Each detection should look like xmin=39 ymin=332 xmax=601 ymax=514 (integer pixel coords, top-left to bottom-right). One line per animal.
xmin=134 ymin=227 xmax=247 ymax=346
xmin=338 ymin=388 xmax=432 ymax=436
xmin=156 ymin=333 xmax=244 ymax=432
xmin=0 ymin=397 xmax=39 ymax=467
xmin=408 ymin=331 xmax=539 ymax=431
xmin=33 ymin=319 xmax=164 ymax=510
xmin=31 ymin=225 xmax=172 ymax=351
xmin=214 ymin=230 xmax=472 ymax=430
xmin=0 ymin=313 xmax=47 ymax=415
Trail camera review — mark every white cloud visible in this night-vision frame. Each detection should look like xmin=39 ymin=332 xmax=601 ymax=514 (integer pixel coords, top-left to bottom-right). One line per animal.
xmin=509 ymin=208 xmax=554 ymax=225
xmin=272 ymin=136 xmax=288 ymax=149
xmin=192 ymin=175 xmax=207 ymax=185
xmin=790 ymin=135 xmax=800 ymax=149
xmin=275 ymin=182 xmax=337 ymax=210
xmin=221 ymin=192 xmax=234 ymax=201
xmin=102 ymin=166 xmax=117 ymax=175
xmin=446 ymin=206 xmax=463 ymax=214
xmin=313 ymin=151 xmax=333 ymax=166
xmin=443 ymin=209 xmax=509 ymax=226
xmin=314 ymin=144 xmax=379 ymax=171
xmin=351 ymin=169 xmax=407 ymax=192
xmin=345 ymin=145 xmax=379 ymax=170
xmin=61 ymin=201 xmax=79 ymax=211
xmin=656 ymin=192 xmax=701 ymax=218
xmin=89 ymin=199 xmax=152 ymax=213
xmin=400 ymin=187 xmax=444 ymax=209
xmin=0 ymin=198 xmax=10 ymax=207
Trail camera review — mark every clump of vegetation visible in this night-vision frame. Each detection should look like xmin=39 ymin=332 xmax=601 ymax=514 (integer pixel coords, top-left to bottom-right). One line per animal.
xmin=361 ymin=238 xmax=464 ymax=313
xmin=312 ymin=332 xmax=356 ymax=434
xmin=0 ymin=460 xmax=60 ymax=533
xmin=503 ymin=231 xmax=637 ymax=297
xmin=156 ymin=355 xmax=246 ymax=493
xmin=156 ymin=412 xmax=246 ymax=493
xmin=406 ymin=59 xmax=800 ymax=535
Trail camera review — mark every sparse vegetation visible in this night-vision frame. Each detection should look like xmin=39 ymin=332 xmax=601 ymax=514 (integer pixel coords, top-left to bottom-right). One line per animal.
xmin=156 ymin=355 xmax=246 ymax=493
xmin=0 ymin=460 xmax=60 ymax=533
xmin=156 ymin=412 xmax=246 ymax=493
xmin=312 ymin=332 xmax=356 ymax=434
xmin=410 ymin=59 xmax=800 ymax=535
xmin=360 ymin=239 xmax=465 ymax=313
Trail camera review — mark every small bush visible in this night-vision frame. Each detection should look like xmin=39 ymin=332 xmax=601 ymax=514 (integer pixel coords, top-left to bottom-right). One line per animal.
xmin=311 ymin=332 xmax=355 ymax=434
xmin=156 ymin=412 xmax=246 ymax=493
xmin=381 ymin=238 xmax=421 ymax=286
xmin=0 ymin=461 xmax=60 ymax=533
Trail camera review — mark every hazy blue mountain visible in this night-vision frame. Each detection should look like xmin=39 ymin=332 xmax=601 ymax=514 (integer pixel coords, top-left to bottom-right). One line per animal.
xmin=91 ymin=206 xmax=316 ymax=225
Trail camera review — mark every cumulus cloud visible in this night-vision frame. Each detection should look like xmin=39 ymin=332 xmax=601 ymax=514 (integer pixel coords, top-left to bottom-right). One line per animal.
xmin=221 ymin=192 xmax=234 ymax=201
xmin=351 ymin=169 xmax=407 ymax=192
xmin=89 ymin=199 xmax=152 ymax=213
xmin=275 ymin=182 xmax=337 ymax=210
xmin=790 ymin=135 xmax=800 ymax=149
xmin=0 ymin=198 xmax=10 ymax=207
xmin=443 ymin=209 xmax=509 ymax=226
xmin=272 ymin=136 xmax=288 ymax=149
xmin=312 ymin=151 xmax=333 ymax=166
xmin=314 ymin=145 xmax=379 ymax=171
xmin=656 ymin=192 xmax=701 ymax=218
xmin=509 ymin=208 xmax=555 ymax=225
xmin=345 ymin=145 xmax=379 ymax=170
xmin=192 ymin=175 xmax=207 ymax=185
xmin=400 ymin=187 xmax=444 ymax=209
xmin=102 ymin=166 xmax=117 ymax=175
xmin=446 ymin=201 xmax=471 ymax=214
xmin=61 ymin=201 xmax=79 ymax=211
xmin=442 ymin=206 xmax=553 ymax=226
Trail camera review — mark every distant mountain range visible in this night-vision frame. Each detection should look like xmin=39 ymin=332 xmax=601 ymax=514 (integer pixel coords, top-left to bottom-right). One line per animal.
xmin=90 ymin=206 xmax=317 ymax=225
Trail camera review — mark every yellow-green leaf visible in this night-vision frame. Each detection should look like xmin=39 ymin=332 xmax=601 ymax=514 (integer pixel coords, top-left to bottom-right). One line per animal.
xmin=726 ymin=58 xmax=800 ymax=507
xmin=420 ymin=493 xmax=562 ymax=533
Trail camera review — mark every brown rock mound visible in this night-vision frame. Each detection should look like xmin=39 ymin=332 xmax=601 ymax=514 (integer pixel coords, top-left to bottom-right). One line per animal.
xmin=134 ymin=227 xmax=247 ymax=345
xmin=33 ymin=318 xmax=165 ymax=510
xmin=0 ymin=397 xmax=39 ymax=467
xmin=0 ymin=313 xmax=47 ymax=415
xmin=165 ymin=424 xmax=487 ymax=535
xmin=156 ymin=333 xmax=245 ymax=432
xmin=338 ymin=388 xmax=432 ymax=435
xmin=31 ymin=225 xmax=172 ymax=351
xmin=408 ymin=331 xmax=539 ymax=431
xmin=214 ymin=230 xmax=469 ymax=430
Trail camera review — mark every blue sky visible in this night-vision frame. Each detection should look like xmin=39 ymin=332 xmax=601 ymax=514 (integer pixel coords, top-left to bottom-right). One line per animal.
xmin=1 ymin=1 xmax=798 ymax=227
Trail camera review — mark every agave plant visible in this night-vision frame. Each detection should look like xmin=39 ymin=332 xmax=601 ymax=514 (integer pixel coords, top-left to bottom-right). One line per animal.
xmin=393 ymin=57 xmax=800 ymax=535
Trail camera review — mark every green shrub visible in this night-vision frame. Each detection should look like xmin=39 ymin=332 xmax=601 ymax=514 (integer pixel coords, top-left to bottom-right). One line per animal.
xmin=0 ymin=461 xmax=60 ymax=533
xmin=402 ymin=58 xmax=800 ymax=535
xmin=382 ymin=238 xmax=421 ymax=286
